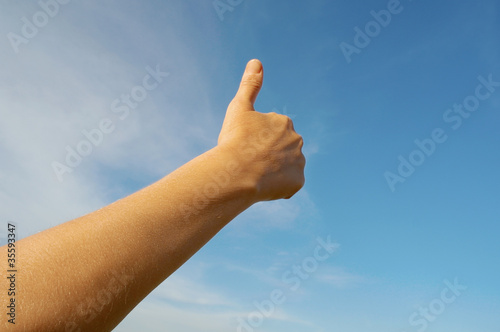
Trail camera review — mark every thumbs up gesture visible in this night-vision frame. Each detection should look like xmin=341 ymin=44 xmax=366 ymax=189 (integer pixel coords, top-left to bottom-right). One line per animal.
xmin=218 ymin=59 xmax=305 ymax=201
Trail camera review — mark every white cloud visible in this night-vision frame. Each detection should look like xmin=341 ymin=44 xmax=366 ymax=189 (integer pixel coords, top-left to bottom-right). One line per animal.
xmin=0 ymin=1 xmax=220 ymax=238
xmin=0 ymin=3 xmax=330 ymax=331
xmin=115 ymin=300 xmax=239 ymax=332
xmin=315 ymin=266 xmax=368 ymax=289
xmin=150 ymin=273 xmax=235 ymax=307
xmin=116 ymin=276 xmax=318 ymax=332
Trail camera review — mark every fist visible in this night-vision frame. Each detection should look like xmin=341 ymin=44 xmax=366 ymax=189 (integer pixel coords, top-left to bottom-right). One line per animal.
xmin=218 ymin=59 xmax=305 ymax=201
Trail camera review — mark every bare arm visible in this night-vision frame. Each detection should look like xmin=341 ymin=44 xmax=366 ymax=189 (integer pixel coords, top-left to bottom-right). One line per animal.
xmin=0 ymin=59 xmax=305 ymax=331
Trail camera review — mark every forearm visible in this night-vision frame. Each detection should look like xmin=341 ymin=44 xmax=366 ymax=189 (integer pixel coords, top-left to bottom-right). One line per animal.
xmin=0 ymin=59 xmax=305 ymax=331
xmin=2 ymin=146 xmax=256 ymax=331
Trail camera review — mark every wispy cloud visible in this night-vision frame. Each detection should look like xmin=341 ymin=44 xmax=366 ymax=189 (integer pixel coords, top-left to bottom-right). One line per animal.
xmin=151 ymin=273 xmax=236 ymax=307
xmin=116 ymin=262 xmax=318 ymax=332
xmin=315 ymin=266 xmax=368 ymax=289
xmin=0 ymin=1 xmax=220 ymax=238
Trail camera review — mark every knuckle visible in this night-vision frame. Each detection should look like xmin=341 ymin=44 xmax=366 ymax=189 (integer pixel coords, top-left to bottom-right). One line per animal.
xmin=294 ymin=133 xmax=304 ymax=146
xmin=268 ymin=112 xmax=289 ymax=129
xmin=298 ymin=150 xmax=306 ymax=161
xmin=269 ymin=112 xmax=288 ymax=121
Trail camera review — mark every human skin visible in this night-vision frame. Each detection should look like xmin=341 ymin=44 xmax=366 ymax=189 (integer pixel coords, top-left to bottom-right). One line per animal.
xmin=0 ymin=59 xmax=305 ymax=331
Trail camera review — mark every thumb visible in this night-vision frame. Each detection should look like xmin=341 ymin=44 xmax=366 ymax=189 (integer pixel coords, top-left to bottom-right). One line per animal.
xmin=232 ymin=59 xmax=263 ymax=108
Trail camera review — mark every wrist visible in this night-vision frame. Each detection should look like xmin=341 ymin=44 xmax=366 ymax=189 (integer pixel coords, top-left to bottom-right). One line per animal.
xmin=210 ymin=145 xmax=260 ymax=205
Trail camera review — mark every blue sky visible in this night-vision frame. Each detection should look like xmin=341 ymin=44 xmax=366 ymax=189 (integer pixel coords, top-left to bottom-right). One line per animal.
xmin=1 ymin=0 xmax=499 ymax=331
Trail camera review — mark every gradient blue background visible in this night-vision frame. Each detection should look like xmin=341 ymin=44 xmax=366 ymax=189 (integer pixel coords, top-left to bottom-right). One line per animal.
xmin=1 ymin=1 xmax=499 ymax=331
